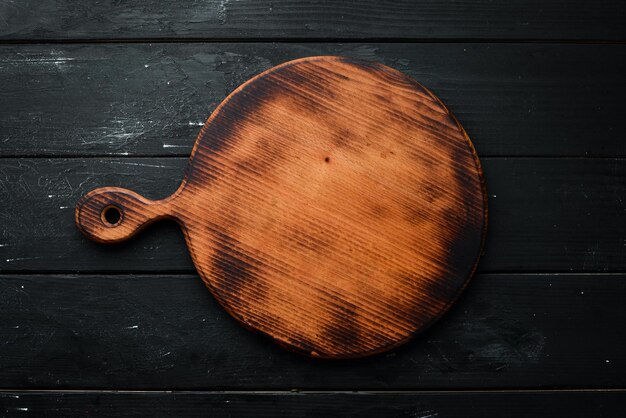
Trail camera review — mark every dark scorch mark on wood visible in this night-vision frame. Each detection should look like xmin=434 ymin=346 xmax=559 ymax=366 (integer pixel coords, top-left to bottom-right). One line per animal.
xmin=319 ymin=297 xmax=362 ymax=355
xmin=210 ymin=232 xmax=269 ymax=302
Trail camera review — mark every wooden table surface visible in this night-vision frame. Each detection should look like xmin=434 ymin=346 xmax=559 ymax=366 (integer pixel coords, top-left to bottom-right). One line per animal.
xmin=0 ymin=1 xmax=625 ymax=416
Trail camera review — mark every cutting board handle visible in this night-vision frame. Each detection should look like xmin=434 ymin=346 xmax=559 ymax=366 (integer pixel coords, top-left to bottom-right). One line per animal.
xmin=75 ymin=187 xmax=177 ymax=244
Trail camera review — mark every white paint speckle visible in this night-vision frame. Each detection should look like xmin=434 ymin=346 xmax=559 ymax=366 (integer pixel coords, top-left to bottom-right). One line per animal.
xmin=144 ymin=64 xmax=149 ymax=68
xmin=16 ymin=407 xmax=28 ymax=411
xmin=59 ymin=206 xmax=69 ymax=209
xmin=188 ymin=121 xmax=204 ymax=126
xmin=580 ymin=291 xmax=584 ymax=295
xmin=162 ymin=144 xmax=186 ymax=148
xmin=126 ymin=325 xmax=139 ymax=329
xmin=2 ymin=50 xmax=75 ymax=72
xmin=606 ymin=359 xmax=610 ymax=363
xmin=47 ymin=194 xmax=53 ymax=198
xmin=6 ymin=257 xmax=41 ymax=263
xmin=491 ymin=194 xmax=496 ymax=198
xmin=217 ymin=0 xmax=229 ymax=23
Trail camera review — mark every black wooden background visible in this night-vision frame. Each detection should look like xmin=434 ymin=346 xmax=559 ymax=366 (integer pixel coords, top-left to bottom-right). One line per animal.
xmin=1 ymin=1 xmax=625 ymax=416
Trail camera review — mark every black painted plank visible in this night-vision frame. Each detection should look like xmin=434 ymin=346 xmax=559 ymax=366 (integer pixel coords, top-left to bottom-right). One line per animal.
xmin=1 ymin=158 xmax=624 ymax=273
xmin=0 ymin=391 xmax=624 ymax=417
xmin=0 ymin=43 xmax=624 ymax=157
xmin=1 ymin=0 xmax=625 ymax=41
xmin=0 ymin=273 xmax=624 ymax=389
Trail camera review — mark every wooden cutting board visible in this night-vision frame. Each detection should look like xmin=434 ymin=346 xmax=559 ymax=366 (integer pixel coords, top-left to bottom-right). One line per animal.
xmin=76 ymin=56 xmax=487 ymax=359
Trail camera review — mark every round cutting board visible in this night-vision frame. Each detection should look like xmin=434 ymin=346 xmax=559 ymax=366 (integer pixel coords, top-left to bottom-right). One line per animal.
xmin=76 ymin=56 xmax=487 ymax=358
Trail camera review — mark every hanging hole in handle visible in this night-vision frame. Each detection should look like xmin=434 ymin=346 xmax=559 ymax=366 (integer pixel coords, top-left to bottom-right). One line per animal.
xmin=101 ymin=205 xmax=123 ymax=227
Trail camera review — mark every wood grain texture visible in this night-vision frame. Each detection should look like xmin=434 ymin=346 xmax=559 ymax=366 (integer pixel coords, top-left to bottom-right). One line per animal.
xmin=75 ymin=57 xmax=487 ymax=358
xmin=1 ymin=390 xmax=625 ymax=417
xmin=0 ymin=158 xmax=622 ymax=273
xmin=0 ymin=273 xmax=624 ymax=389
xmin=1 ymin=43 xmax=624 ymax=158
xmin=1 ymin=0 xmax=624 ymax=41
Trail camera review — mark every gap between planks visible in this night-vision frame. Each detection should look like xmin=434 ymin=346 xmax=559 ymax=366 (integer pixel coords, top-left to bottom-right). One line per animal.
xmin=1 ymin=38 xmax=626 ymax=45
xmin=1 ymin=389 xmax=626 ymax=394
xmin=0 ymin=155 xmax=624 ymax=160
xmin=2 ymin=272 xmax=626 ymax=277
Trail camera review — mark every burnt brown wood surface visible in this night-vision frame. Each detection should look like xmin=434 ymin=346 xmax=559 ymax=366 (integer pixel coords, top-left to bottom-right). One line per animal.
xmin=75 ymin=56 xmax=487 ymax=358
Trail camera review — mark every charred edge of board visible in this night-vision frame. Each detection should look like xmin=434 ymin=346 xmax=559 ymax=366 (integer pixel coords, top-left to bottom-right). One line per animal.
xmin=273 ymin=62 xmax=339 ymax=102
xmin=318 ymin=294 xmax=362 ymax=356
xmin=383 ymin=84 xmax=488 ymax=359
xmin=447 ymin=141 xmax=486 ymax=277
xmin=184 ymin=69 xmax=283 ymax=188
